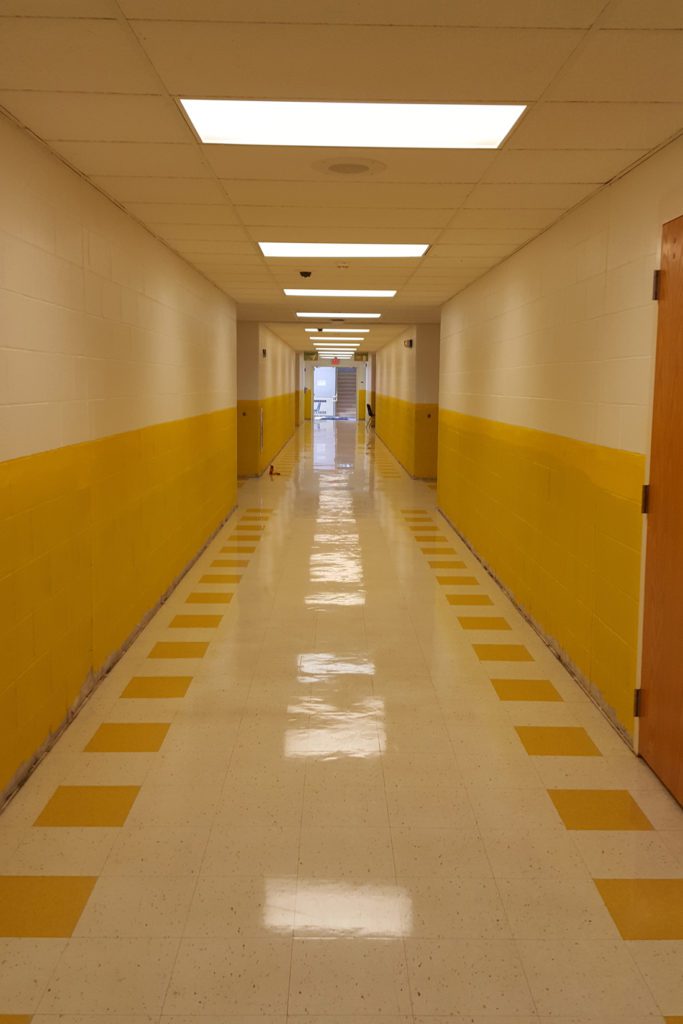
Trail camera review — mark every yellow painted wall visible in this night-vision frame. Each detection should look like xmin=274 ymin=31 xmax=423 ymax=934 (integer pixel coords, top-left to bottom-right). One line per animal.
xmin=304 ymin=388 xmax=313 ymax=421
xmin=375 ymin=395 xmax=438 ymax=478
xmin=236 ymin=393 xmax=296 ymax=477
xmin=0 ymin=408 xmax=237 ymax=795
xmin=357 ymin=387 xmax=366 ymax=422
xmin=438 ymin=409 xmax=644 ymax=732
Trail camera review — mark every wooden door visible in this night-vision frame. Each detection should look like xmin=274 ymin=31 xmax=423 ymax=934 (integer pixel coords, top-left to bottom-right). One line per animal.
xmin=640 ymin=215 xmax=683 ymax=804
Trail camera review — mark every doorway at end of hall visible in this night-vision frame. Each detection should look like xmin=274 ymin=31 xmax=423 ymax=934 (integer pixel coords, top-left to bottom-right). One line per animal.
xmin=313 ymin=365 xmax=357 ymax=420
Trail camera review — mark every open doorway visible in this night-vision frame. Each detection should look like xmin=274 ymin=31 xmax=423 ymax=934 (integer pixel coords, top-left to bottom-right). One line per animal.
xmin=313 ymin=365 xmax=357 ymax=420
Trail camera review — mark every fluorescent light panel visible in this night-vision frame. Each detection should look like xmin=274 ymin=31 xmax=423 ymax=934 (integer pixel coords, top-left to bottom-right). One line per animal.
xmin=286 ymin=289 xmax=395 ymax=298
xmin=297 ymin=312 xmax=381 ymax=319
xmin=260 ymin=243 xmax=428 ymax=258
xmin=305 ymin=328 xmax=369 ymax=333
xmin=181 ymin=99 xmax=525 ymax=148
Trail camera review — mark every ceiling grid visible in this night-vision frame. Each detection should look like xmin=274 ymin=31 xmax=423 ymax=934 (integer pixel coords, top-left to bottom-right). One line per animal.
xmin=1 ymin=0 xmax=683 ymax=349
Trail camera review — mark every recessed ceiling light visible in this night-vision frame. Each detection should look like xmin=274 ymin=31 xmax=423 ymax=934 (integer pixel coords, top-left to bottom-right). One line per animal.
xmin=260 ymin=243 xmax=428 ymax=258
xmin=305 ymin=328 xmax=369 ymax=333
xmin=313 ymin=340 xmax=360 ymax=345
xmin=181 ymin=100 xmax=525 ymax=148
xmin=286 ymin=289 xmax=395 ymax=298
xmin=297 ymin=312 xmax=381 ymax=319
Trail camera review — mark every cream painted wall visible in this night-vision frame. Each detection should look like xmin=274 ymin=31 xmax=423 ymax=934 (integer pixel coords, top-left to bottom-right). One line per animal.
xmin=259 ymin=325 xmax=297 ymax=399
xmin=0 ymin=113 xmax=236 ymax=464
xmin=376 ymin=327 xmax=418 ymax=403
xmin=440 ymin=134 xmax=683 ymax=453
xmin=236 ymin=322 xmax=259 ymax=401
xmin=415 ymin=324 xmax=441 ymax=405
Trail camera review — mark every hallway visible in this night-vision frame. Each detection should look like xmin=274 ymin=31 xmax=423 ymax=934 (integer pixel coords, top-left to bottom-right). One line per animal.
xmin=0 ymin=420 xmax=681 ymax=1021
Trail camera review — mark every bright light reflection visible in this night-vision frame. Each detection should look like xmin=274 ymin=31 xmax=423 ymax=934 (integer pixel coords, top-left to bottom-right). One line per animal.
xmin=306 ymin=328 xmax=369 ymax=333
xmin=284 ymin=695 xmax=385 ymax=759
xmin=298 ymin=653 xmax=375 ymax=679
xmin=265 ymin=879 xmax=412 ymax=937
xmin=309 ymin=553 xmax=362 ymax=584
xmin=305 ymin=590 xmax=365 ymax=606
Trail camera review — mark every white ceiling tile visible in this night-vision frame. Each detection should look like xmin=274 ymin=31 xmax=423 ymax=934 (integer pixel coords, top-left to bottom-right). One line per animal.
xmin=169 ymin=241 xmax=258 ymax=255
xmin=0 ymin=1 xmax=118 ymax=12
xmin=428 ymin=243 xmax=518 ymax=258
xmin=447 ymin=207 xmax=567 ymax=228
xmin=508 ymin=101 xmax=683 ymax=149
xmin=600 ymin=0 xmax=683 ymax=28
xmin=463 ymin=183 xmax=594 ymax=208
xmin=202 ymin=145 xmax=496 ymax=183
xmin=50 ymin=141 xmax=212 ymax=178
xmin=91 ymin=176 xmax=225 ymax=203
xmin=236 ymin=207 xmax=454 ymax=228
xmin=0 ymin=19 xmax=162 ymax=91
xmin=547 ymin=30 xmax=683 ymax=101
xmin=438 ymin=227 xmax=536 ymax=243
xmin=133 ymin=22 xmax=582 ymax=102
xmin=0 ymin=92 xmax=190 ymax=142
xmin=124 ymin=203 xmax=240 ymax=224
xmin=149 ymin=224 xmax=251 ymax=241
xmin=121 ymin=0 xmax=604 ymax=28
xmin=243 ymin=226 xmax=440 ymax=244
xmin=222 ymin=181 xmax=472 ymax=208
xmin=484 ymin=148 xmax=645 ymax=183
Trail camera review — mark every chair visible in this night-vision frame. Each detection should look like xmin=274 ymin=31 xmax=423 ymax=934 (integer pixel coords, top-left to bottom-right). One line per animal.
xmin=366 ymin=402 xmax=375 ymax=428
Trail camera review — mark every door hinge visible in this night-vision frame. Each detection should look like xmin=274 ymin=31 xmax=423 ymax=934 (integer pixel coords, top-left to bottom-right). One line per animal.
xmin=634 ymin=688 xmax=642 ymax=718
xmin=641 ymin=484 xmax=650 ymax=514
xmin=653 ymin=269 xmax=661 ymax=300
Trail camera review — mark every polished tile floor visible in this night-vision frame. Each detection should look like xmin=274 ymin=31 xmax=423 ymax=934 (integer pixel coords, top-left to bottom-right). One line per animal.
xmin=1 ymin=419 xmax=682 ymax=1023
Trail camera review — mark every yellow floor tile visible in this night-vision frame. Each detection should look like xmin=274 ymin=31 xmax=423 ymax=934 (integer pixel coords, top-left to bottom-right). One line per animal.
xmin=236 ymin=525 xmax=265 ymax=531
xmin=446 ymin=594 xmax=494 ymax=606
xmin=401 ymin=508 xmax=426 ymax=512
xmin=436 ymin=575 xmax=479 ymax=585
xmin=84 ymin=723 xmax=170 ymax=753
xmin=221 ymin=545 xmax=256 ymax=553
xmin=458 ymin=616 xmax=510 ymax=630
xmin=199 ymin=574 xmax=242 ymax=584
xmin=549 ymin=789 xmax=653 ymax=830
xmin=0 ymin=876 xmax=96 ymax=937
xmin=491 ymin=678 xmax=563 ymax=702
xmin=0 ymin=1017 xmax=33 ymax=1023
xmin=120 ymin=676 xmax=193 ymax=698
xmin=414 ymin=534 xmax=446 ymax=541
xmin=148 ymin=641 xmax=209 ymax=659
xmin=428 ymin=560 xmax=466 ymax=569
xmin=474 ymin=643 xmax=533 ymax=661
xmin=595 ymin=879 xmax=683 ymax=939
xmin=170 ymin=613 xmax=223 ymax=628
xmin=186 ymin=592 xmax=233 ymax=604
xmin=516 ymin=725 xmax=601 ymax=756
xmin=421 ymin=546 xmax=456 ymax=554
xmin=231 ymin=532 xmax=261 ymax=540
xmin=240 ymin=514 xmax=269 ymax=520
xmin=34 ymin=785 xmax=141 ymax=827
xmin=665 ymin=1018 xmax=683 ymax=1023
xmin=409 ymin=523 xmax=434 ymax=530
xmin=245 ymin=507 xmax=273 ymax=512
xmin=212 ymin=559 xmax=249 ymax=568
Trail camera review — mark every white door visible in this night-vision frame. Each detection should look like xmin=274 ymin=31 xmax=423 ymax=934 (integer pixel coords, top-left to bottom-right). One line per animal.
xmin=313 ymin=366 xmax=337 ymax=417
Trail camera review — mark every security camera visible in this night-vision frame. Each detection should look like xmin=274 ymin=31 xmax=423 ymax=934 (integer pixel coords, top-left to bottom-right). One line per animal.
xmin=299 ymin=270 xmax=312 ymax=278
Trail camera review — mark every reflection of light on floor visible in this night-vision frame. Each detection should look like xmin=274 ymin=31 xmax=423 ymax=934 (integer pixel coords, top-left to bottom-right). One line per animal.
xmin=284 ymin=696 xmax=385 ymax=759
xmin=265 ymin=879 xmax=412 ymax=937
xmin=309 ymin=553 xmax=362 ymax=583
xmin=298 ymin=653 xmax=375 ymax=678
xmin=305 ymin=590 xmax=365 ymax=606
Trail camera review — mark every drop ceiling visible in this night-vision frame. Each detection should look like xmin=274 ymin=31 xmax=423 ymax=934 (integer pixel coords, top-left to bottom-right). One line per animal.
xmin=1 ymin=0 xmax=683 ymax=352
